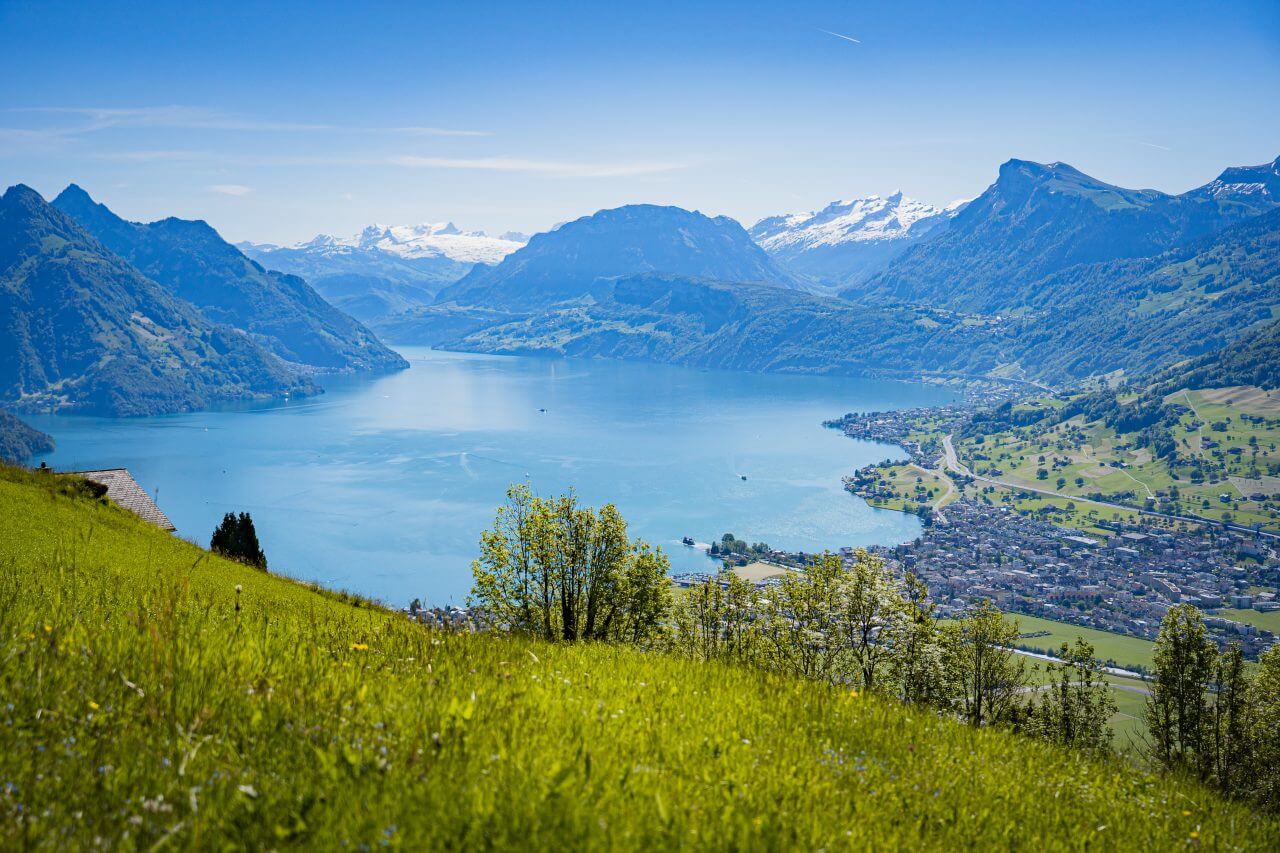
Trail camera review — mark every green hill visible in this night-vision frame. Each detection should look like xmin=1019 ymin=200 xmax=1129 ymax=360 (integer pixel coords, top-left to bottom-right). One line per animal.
xmin=0 ymin=465 xmax=1274 ymax=848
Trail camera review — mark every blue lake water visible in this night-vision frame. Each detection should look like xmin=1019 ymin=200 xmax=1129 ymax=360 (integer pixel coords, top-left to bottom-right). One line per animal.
xmin=27 ymin=348 xmax=953 ymax=605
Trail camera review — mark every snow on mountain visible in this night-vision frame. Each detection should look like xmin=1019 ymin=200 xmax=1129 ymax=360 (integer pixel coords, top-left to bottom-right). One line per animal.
xmin=748 ymin=192 xmax=964 ymax=286
xmin=297 ymin=222 xmax=526 ymax=265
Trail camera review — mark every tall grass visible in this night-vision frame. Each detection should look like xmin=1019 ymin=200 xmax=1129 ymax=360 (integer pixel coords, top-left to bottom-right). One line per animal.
xmin=0 ymin=466 xmax=1274 ymax=848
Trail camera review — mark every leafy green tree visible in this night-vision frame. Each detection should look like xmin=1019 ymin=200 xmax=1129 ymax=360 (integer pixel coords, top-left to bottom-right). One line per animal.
xmin=1249 ymin=645 xmax=1280 ymax=812
xmin=835 ymin=549 xmax=905 ymax=692
xmin=887 ymin=572 xmax=949 ymax=708
xmin=470 ymin=484 xmax=671 ymax=642
xmin=759 ymin=552 xmax=845 ymax=681
xmin=669 ymin=571 xmax=760 ymax=663
xmin=1025 ymin=639 xmax=1115 ymax=752
xmin=941 ymin=600 xmax=1027 ymax=726
xmin=1209 ymin=643 xmax=1251 ymax=798
xmin=1144 ymin=604 xmax=1216 ymax=775
xmin=210 ymin=511 xmax=267 ymax=570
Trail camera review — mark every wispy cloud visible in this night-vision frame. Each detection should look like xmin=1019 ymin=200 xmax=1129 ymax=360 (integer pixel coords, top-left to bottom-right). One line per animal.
xmin=388 ymin=155 xmax=689 ymax=178
xmin=95 ymin=149 xmax=690 ymax=178
xmin=3 ymin=106 xmax=490 ymax=138
xmin=209 ymin=184 xmax=253 ymax=196
xmin=817 ymin=28 xmax=861 ymax=45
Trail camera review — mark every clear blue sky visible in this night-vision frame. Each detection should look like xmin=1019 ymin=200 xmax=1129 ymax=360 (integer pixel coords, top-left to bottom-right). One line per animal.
xmin=2 ymin=0 xmax=1277 ymax=243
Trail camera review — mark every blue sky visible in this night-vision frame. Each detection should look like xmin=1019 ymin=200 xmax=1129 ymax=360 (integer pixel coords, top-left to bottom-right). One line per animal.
xmin=2 ymin=0 xmax=1278 ymax=243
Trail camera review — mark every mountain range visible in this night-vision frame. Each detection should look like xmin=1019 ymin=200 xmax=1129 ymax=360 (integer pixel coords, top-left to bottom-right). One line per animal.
xmin=53 ymin=186 xmax=406 ymax=373
xmin=748 ymin=192 xmax=964 ymax=287
xmin=848 ymin=157 xmax=1280 ymax=310
xmin=4 ymin=152 xmax=1276 ymax=419
xmin=241 ymin=224 xmax=526 ymax=323
xmin=1 ymin=184 xmax=317 ymax=416
xmin=395 ymin=154 xmax=1280 ymax=389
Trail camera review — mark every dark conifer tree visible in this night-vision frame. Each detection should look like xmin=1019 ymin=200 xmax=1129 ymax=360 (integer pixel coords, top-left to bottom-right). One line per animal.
xmin=210 ymin=511 xmax=267 ymax=570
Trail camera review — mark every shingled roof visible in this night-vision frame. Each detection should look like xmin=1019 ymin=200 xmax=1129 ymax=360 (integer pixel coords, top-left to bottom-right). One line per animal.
xmin=74 ymin=468 xmax=176 ymax=531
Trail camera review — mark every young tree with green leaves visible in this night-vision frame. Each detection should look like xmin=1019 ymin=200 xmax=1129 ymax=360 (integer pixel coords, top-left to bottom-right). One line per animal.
xmin=1208 ymin=643 xmax=1251 ymax=798
xmin=941 ymin=600 xmax=1027 ymax=727
xmin=886 ymin=572 xmax=949 ymax=708
xmin=834 ymin=549 xmax=905 ymax=692
xmin=669 ymin=571 xmax=760 ymax=664
xmin=759 ymin=552 xmax=845 ymax=682
xmin=470 ymin=484 xmax=671 ymax=642
xmin=1144 ymin=604 xmax=1217 ymax=776
xmin=1025 ymin=639 xmax=1116 ymax=752
xmin=1249 ymin=645 xmax=1280 ymax=813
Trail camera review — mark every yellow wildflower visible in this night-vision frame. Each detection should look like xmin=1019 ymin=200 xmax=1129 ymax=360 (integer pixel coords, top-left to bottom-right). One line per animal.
xmin=42 ymin=623 xmax=52 ymax=633
xmin=88 ymin=700 xmax=100 ymax=711
xmin=351 ymin=643 xmax=369 ymax=652
xmin=1181 ymin=810 xmax=1191 ymax=817
xmin=1190 ymin=830 xmax=1199 ymax=840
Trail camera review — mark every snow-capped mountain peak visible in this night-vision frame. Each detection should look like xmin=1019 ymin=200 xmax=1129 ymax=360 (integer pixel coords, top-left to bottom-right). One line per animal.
xmin=748 ymin=192 xmax=966 ymax=286
xmin=750 ymin=193 xmax=955 ymax=252
xmin=293 ymin=222 xmax=527 ymax=265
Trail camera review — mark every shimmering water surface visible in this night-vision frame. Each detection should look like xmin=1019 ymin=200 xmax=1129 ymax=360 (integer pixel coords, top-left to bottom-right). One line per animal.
xmin=28 ymin=348 xmax=953 ymax=605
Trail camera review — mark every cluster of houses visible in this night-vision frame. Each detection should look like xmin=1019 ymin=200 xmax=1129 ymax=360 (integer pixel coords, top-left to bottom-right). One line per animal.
xmin=866 ymin=499 xmax=1277 ymax=659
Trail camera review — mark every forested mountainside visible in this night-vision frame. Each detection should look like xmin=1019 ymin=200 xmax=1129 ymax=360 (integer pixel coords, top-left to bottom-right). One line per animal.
xmin=53 ymin=185 xmax=406 ymax=372
xmin=0 ymin=408 xmax=53 ymax=463
xmin=374 ymin=158 xmax=1278 ymax=388
xmin=1153 ymin=317 xmax=1280 ymax=393
xmin=0 ymin=185 xmax=314 ymax=416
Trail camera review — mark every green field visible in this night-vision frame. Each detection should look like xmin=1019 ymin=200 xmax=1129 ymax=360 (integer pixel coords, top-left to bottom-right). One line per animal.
xmin=1215 ymin=608 xmax=1280 ymax=633
xmin=1 ymin=466 xmax=1274 ymax=848
xmin=1009 ymin=614 xmax=1156 ymax=672
xmin=953 ymin=386 xmax=1280 ymax=533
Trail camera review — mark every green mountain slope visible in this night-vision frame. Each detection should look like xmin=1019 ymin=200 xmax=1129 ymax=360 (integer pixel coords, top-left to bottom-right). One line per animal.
xmin=0 ymin=184 xmax=314 ymax=415
xmin=1007 ymin=204 xmax=1280 ymax=381
xmin=386 ymin=274 xmax=1002 ymax=381
xmin=53 ymin=185 xmax=406 ymax=373
xmin=0 ymin=408 xmax=52 ymax=462
xmin=1 ymin=465 xmax=1273 ymax=848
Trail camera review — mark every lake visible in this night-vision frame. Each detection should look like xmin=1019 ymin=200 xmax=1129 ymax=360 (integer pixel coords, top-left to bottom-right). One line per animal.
xmin=27 ymin=348 xmax=954 ymax=605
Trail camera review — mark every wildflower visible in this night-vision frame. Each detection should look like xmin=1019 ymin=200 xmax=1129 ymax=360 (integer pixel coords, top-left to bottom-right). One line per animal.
xmin=1181 ymin=810 xmax=1191 ymax=817
xmin=42 ymin=624 xmax=52 ymax=634
xmin=87 ymin=701 xmax=100 ymax=712
xmin=351 ymin=643 xmax=369 ymax=652
xmin=1190 ymin=830 xmax=1199 ymax=840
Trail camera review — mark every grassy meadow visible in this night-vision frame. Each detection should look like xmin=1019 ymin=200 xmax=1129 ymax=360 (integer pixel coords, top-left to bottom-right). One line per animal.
xmin=952 ymin=386 xmax=1280 ymax=533
xmin=1 ymin=465 xmax=1277 ymax=848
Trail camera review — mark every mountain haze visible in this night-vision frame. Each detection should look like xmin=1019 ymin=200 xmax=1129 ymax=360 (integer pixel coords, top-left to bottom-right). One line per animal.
xmin=241 ymin=223 xmax=526 ymax=323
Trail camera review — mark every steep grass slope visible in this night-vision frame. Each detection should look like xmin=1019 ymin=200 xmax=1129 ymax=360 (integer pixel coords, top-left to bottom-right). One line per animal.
xmin=0 ymin=466 xmax=1273 ymax=849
